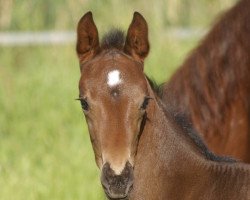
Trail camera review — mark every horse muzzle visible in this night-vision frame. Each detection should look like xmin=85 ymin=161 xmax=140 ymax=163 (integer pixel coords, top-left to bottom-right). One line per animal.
xmin=101 ymin=162 xmax=134 ymax=199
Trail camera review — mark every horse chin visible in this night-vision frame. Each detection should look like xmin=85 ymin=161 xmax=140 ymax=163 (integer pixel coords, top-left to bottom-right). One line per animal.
xmin=102 ymin=184 xmax=132 ymax=200
xmin=105 ymin=192 xmax=129 ymax=200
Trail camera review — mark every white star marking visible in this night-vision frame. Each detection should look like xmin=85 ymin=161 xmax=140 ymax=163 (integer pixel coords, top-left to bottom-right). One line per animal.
xmin=107 ymin=70 xmax=122 ymax=87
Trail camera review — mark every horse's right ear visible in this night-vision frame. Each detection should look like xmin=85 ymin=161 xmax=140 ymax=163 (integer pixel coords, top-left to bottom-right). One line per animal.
xmin=76 ymin=12 xmax=99 ymax=65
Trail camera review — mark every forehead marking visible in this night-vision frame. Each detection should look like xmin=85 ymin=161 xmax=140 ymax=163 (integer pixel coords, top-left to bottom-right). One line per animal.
xmin=107 ymin=70 xmax=122 ymax=87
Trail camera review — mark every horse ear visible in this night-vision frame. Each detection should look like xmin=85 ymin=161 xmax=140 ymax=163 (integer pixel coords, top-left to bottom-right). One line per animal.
xmin=124 ymin=12 xmax=150 ymax=63
xmin=76 ymin=11 xmax=99 ymax=65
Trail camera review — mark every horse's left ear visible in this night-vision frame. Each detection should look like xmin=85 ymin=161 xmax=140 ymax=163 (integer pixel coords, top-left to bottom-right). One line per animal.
xmin=124 ymin=12 xmax=150 ymax=63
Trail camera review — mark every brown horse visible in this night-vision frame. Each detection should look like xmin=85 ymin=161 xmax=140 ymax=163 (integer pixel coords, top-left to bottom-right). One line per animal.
xmin=162 ymin=0 xmax=250 ymax=163
xmin=76 ymin=11 xmax=250 ymax=200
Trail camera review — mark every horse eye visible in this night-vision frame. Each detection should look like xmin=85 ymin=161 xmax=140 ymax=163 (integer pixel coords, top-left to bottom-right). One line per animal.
xmin=140 ymin=97 xmax=151 ymax=110
xmin=80 ymin=99 xmax=89 ymax=111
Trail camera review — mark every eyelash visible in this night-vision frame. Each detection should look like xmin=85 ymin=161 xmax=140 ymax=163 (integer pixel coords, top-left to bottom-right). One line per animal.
xmin=76 ymin=98 xmax=89 ymax=111
xmin=141 ymin=97 xmax=151 ymax=110
xmin=80 ymin=99 xmax=89 ymax=111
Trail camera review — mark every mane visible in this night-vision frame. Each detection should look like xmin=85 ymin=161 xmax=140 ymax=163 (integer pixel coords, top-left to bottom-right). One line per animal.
xmin=173 ymin=113 xmax=236 ymax=163
xmin=146 ymin=76 xmax=164 ymax=98
xmin=101 ymin=29 xmax=125 ymax=50
xmin=147 ymin=76 xmax=236 ymax=163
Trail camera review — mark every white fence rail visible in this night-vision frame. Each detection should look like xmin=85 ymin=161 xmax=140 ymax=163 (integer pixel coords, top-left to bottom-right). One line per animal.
xmin=0 ymin=31 xmax=75 ymax=46
xmin=0 ymin=29 xmax=206 ymax=46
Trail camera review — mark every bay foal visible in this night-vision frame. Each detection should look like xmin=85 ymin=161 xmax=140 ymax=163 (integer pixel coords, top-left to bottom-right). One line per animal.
xmin=76 ymin=12 xmax=250 ymax=199
xmin=162 ymin=0 xmax=250 ymax=163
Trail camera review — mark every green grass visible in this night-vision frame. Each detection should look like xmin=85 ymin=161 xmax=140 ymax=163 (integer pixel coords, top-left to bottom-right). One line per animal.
xmin=0 ymin=45 xmax=104 ymax=199
xmin=0 ymin=34 xmax=198 ymax=199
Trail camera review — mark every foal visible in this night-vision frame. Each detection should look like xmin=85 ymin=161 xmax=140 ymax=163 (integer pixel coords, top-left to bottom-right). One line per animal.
xmin=76 ymin=12 xmax=250 ymax=199
xmin=162 ymin=0 xmax=250 ymax=163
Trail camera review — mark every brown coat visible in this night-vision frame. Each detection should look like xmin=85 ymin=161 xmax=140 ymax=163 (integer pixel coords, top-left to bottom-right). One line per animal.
xmin=162 ymin=0 xmax=250 ymax=162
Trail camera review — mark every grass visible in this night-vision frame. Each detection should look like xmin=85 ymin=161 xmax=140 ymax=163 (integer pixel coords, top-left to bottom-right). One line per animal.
xmin=0 ymin=45 xmax=104 ymax=199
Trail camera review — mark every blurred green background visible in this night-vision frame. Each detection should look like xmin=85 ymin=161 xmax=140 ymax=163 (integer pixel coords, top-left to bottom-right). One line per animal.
xmin=0 ymin=0 xmax=236 ymax=199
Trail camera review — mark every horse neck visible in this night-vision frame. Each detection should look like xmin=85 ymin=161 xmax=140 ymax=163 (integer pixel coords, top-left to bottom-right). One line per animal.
xmin=132 ymin=87 xmax=250 ymax=199
xmin=136 ymin=92 xmax=208 ymax=170
xmin=132 ymin=88 xmax=207 ymax=197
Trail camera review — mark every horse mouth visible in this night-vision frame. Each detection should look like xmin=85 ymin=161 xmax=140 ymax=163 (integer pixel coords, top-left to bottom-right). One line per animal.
xmin=104 ymin=188 xmax=132 ymax=200
xmin=101 ymin=162 xmax=134 ymax=200
xmin=102 ymin=180 xmax=133 ymax=200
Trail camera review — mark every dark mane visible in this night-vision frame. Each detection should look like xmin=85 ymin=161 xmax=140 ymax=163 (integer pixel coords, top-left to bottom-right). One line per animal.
xmin=101 ymin=29 xmax=125 ymax=50
xmin=146 ymin=76 xmax=164 ymax=98
xmin=147 ymin=76 xmax=235 ymax=163
xmin=173 ymin=113 xmax=236 ymax=163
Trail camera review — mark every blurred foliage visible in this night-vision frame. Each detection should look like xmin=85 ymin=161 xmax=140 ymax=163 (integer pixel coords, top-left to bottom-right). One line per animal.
xmin=0 ymin=0 xmax=237 ymax=199
xmin=0 ymin=0 xmax=236 ymax=31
